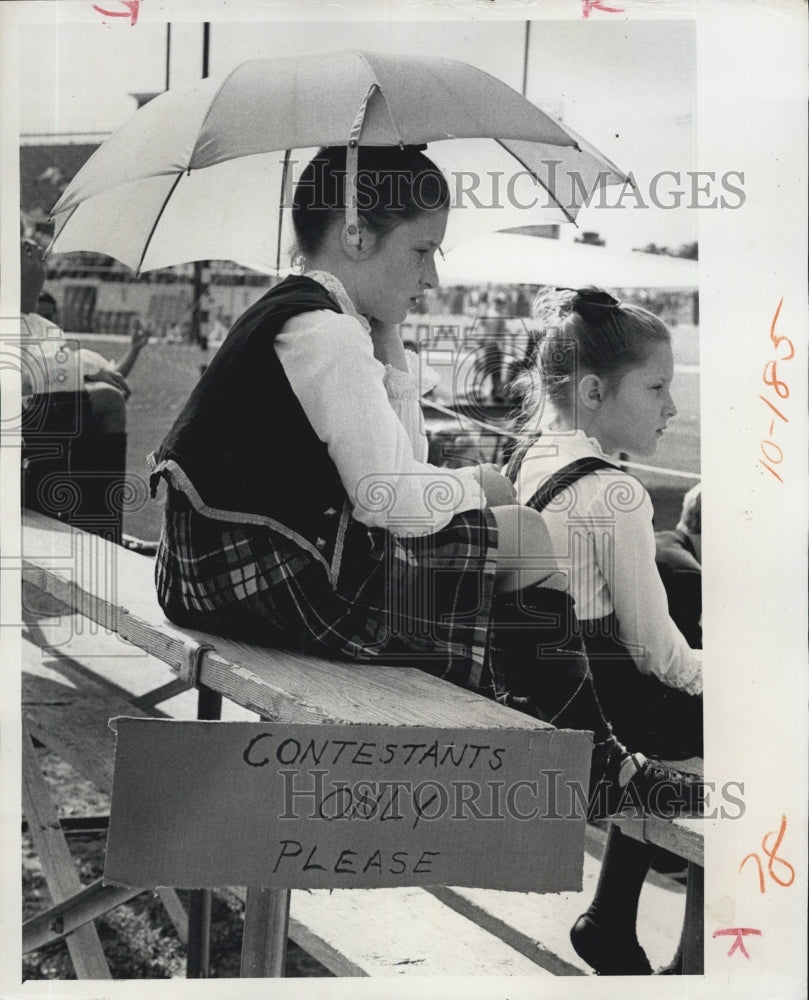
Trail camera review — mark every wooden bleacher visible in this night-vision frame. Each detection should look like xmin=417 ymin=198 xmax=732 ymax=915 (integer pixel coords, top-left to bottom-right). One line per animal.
xmin=21 ymin=509 xmax=702 ymax=978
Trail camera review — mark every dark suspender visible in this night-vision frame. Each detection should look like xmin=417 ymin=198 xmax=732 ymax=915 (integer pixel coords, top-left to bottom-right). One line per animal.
xmin=525 ymin=456 xmax=618 ymax=513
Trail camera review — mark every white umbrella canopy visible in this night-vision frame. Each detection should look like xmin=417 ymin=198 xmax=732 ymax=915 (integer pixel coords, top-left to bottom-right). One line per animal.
xmin=50 ymin=50 xmax=627 ymax=274
xmin=439 ymin=233 xmax=698 ymax=289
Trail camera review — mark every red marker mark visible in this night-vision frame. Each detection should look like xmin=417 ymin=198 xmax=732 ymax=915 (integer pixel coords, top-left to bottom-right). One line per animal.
xmin=92 ymin=1 xmax=140 ymax=25
xmin=712 ymin=927 xmax=762 ymax=959
xmin=759 ymin=298 xmax=791 ymax=482
xmin=582 ymin=0 xmax=624 ymax=16
xmin=739 ymin=814 xmax=796 ymax=893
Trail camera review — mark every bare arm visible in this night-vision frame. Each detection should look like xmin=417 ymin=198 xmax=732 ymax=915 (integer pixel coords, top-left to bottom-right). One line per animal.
xmin=115 ymin=323 xmax=150 ymax=379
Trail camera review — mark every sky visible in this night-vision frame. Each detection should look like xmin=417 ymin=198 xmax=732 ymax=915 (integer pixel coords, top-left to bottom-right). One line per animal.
xmin=17 ymin=16 xmax=697 ymax=253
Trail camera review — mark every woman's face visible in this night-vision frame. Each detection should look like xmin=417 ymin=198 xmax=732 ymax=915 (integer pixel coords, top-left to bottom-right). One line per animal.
xmin=355 ymin=208 xmax=448 ymax=324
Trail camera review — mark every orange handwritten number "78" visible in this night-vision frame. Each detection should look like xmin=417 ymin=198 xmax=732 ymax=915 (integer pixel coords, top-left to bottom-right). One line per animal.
xmin=739 ymin=814 xmax=796 ymax=893
xmin=92 ymin=1 xmax=140 ymax=25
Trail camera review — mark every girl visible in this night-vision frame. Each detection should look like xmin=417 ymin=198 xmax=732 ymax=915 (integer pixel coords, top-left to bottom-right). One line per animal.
xmin=510 ymin=286 xmax=703 ymax=975
xmin=149 ymin=146 xmax=700 ymax=828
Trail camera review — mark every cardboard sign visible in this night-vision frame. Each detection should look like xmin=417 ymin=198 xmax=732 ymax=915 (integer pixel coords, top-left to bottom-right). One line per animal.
xmin=105 ymin=720 xmax=591 ymax=891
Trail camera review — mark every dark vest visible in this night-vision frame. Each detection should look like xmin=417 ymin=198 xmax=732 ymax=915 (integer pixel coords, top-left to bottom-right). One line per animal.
xmin=149 ymin=276 xmax=349 ymax=553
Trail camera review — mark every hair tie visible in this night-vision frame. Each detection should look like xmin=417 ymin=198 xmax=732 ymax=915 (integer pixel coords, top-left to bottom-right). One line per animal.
xmin=556 ymin=286 xmax=621 ymax=324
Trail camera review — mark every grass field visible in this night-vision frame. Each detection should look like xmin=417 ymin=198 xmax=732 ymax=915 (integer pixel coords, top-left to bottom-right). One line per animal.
xmin=81 ymin=331 xmax=699 ymax=542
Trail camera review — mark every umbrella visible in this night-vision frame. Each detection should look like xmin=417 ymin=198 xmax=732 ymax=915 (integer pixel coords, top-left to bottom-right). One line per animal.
xmin=440 ymin=233 xmax=699 ymax=288
xmin=50 ymin=50 xmax=627 ymax=274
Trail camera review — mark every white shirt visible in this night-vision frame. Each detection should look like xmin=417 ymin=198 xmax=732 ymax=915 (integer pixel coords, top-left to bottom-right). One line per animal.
xmin=20 ymin=313 xmax=114 ymax=404
xmin=515 ymin=428 xmax=702 ymax=696
xmin=275 ymin=271 xmax=486 ymax=536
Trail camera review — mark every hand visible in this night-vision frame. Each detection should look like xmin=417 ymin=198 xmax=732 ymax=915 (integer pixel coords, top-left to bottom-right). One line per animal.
xmin=478 ymin=463 xmax=517 ymax=506
xmin=369 ymin=318 xmax=407 ymax=370
xmin=84 ymin=367 xmax=131 ymax=400
xmin=130 ymin=322 xmax=152 ymax=351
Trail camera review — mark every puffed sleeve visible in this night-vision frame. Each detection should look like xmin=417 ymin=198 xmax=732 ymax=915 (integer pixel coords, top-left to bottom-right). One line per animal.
xmin=593 ymin=480 xmax=702 ymax=696
xmin=276 ymin=311 xmax=487 ymax=536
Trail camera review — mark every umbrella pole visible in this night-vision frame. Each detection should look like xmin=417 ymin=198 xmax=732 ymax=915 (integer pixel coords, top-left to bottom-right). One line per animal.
xmin=522 ymin=21 xmax=531 ymax=97
xmin=165 ymin=23 xmax=171 ymax=90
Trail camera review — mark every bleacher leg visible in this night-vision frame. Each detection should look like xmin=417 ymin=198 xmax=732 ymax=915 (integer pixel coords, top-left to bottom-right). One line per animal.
xmin=186 ymin=685 xmax=223 ymax=978
xmin=681 ymin=862 xmax=704 ymax=974
xmin=240 ymin=887 xmax=291 ymax=977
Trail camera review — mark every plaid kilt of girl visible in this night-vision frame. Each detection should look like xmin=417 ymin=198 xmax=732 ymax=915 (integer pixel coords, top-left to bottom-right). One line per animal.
xmin=155 ymin=493 xmax=499 ymax=690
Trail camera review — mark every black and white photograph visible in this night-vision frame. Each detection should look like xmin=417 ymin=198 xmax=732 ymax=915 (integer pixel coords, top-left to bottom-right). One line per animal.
xmin=0 ymin=1 xmax=806 ymax=997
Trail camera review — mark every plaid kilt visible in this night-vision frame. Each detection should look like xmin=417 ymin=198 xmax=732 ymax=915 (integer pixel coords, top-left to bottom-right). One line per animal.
xmin=155 ymin=498 xmax=499 ymax=688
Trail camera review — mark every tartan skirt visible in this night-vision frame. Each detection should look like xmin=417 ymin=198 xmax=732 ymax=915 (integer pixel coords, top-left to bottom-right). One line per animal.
xmin=155 ymin=494 xmax=499 ymax=688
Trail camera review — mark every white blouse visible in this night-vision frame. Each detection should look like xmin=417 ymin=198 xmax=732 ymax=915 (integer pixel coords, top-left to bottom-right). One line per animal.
xmin=274 ymin=271 xmax=486 ymax=537
xmin=514 ymin=428 xmax=702 ymax=696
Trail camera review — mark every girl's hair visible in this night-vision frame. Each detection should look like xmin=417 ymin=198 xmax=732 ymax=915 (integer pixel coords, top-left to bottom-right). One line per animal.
xmin=513 ymin=286 xmax=671 ymax=430
xmin=292 ymin=145 xmax=450 ymax=256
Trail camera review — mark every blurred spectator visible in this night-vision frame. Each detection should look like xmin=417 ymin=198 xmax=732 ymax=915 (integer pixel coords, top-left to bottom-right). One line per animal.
xmin=470 ymin=291 xmax=508 ymax=404
xmin=36 ymin=290 xmax=58 ymax=322
xmin=655 ymin=483 xmax=702 ymax=648
xmin=20 ymin=237 xmax=149 ymax=544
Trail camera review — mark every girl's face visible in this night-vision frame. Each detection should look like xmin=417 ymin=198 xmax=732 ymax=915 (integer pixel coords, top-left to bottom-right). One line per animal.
xmin=355 ymin=208 xmax=448 ymax=324
xmin=591 ymin=341 xmax=678 ymax=457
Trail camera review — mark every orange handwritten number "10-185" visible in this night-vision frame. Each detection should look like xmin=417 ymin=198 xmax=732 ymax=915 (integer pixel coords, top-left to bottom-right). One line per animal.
xmin=759 ymin=298 xmax=791 ymax=482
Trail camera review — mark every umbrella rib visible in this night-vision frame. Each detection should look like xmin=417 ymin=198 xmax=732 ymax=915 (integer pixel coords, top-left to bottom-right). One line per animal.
xmin=47 ymin=203 xmax=79 ymax=257
xmin=496 ymin=139 xmax=577 ymax=225
xmin=354 ymin=51 xmax=405 ymax=145
xmin=275 ymin=149 xmax=291 ymax=274
xmin=136 ymin=172 xmax=184 ymax=274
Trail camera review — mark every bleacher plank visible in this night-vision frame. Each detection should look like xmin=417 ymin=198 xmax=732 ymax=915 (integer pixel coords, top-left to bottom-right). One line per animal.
xmin=23 ymin=672 xmax=145 ymax=794
xmin=23 ymin=511 xmax=555 ymax=731
xmin=287 ymin=887 xmax=554 ymax=976
xmin=22 ymin=728 xmax=112 ymax=979
xmin=612 ymin=816 xmax=703 ymax=866
xmin=428 ymin=847 xmax=686 ymax=975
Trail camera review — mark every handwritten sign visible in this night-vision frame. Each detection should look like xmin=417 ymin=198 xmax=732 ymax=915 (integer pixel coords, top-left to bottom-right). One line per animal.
xmin=105 ymin=720 xmax=591 ymax=891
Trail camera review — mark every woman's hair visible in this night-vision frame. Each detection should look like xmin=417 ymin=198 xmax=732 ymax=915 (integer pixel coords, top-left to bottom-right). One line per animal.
xmin=292 ymin=145 xmax=450 ymax=256
xmin=513 ymin=286 xmax=671 ymax=430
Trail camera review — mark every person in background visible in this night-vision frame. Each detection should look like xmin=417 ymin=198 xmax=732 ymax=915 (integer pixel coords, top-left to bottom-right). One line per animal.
xmin=20 ymin=237 xmax=149 ymax=543
xmin=36 ymin=290 xmax=58 ymax=323
xmin=471 ymin=291 xmax=507 ymax=404
xmin=655 ymin=483 xmax=702 ymax=649
xmin=34 ymin=280 xmax=150 ymax=382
